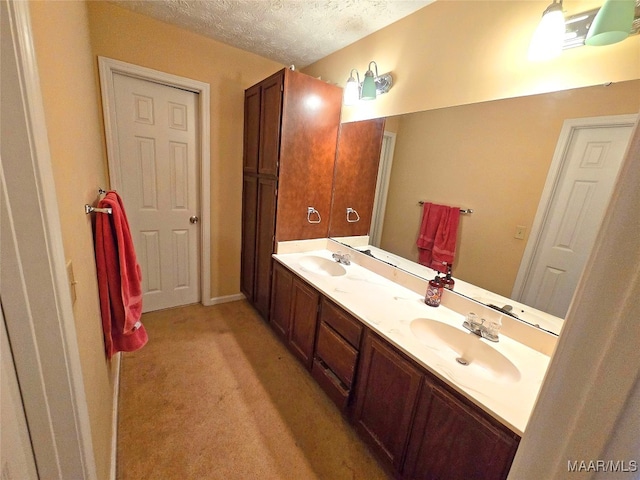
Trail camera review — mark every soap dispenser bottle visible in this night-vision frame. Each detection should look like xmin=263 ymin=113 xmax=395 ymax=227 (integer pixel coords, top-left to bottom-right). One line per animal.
xmin=425 ymin=274 xmax=443 ymax=307
xmin=442 ymin=264 xmax=455 ymax=290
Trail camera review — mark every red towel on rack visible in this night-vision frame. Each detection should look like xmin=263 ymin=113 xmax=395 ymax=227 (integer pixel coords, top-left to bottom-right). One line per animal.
xmin=94 ymin=191 xmax=147 ymax=358
xmin=416 ymin=202 xmax=460 ymax=273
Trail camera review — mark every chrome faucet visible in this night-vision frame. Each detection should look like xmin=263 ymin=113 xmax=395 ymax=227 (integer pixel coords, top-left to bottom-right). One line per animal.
xmin=332 ymin=252 xmax=351 ymax=265
xmin=462 ymin=313 xmax=501 ymax=343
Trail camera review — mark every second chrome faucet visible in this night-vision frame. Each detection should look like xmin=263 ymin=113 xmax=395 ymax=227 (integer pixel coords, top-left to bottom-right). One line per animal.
xmin=462 ymin=312 xmax=501 ymax=342
xmin=332 ymin=252 xmax=351 ymax=265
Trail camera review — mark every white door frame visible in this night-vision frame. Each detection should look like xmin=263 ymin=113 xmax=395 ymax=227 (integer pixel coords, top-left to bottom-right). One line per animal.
xmin=1 ymin=1 xmax=97 ymax=478
xmin=98 ymin=57 xmax=212 ymax=306
xmin=512 ymin=114 xmax=638 ymax=302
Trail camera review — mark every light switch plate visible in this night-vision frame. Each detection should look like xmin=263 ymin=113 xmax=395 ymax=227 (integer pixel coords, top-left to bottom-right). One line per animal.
xmin=515 ymin=225 xmax=527 ymax=240
xmin=66 ymin=260 xmax=77 ymax=304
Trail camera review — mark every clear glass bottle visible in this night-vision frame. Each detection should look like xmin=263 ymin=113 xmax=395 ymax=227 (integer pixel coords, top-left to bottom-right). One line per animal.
xmin=425 ymin=274 xmax=443 ymax=307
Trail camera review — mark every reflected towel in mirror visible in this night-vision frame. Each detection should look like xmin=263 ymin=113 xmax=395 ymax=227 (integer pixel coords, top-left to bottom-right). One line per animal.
xmin=416 ymin=202 xmax=460 ymax=273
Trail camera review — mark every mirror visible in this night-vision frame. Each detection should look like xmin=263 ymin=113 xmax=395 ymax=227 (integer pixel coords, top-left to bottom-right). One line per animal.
xmin=331 ymin=79 xmax=639 ymax=336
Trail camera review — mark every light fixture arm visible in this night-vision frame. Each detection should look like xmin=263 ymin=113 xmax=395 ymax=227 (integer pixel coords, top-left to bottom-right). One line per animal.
xmin=348 ymin=68 xmax=360 ymax=84
xmin=542 ymin=0 xmax=563 ymax=17
xmin=365 ymin=61 xmax=379 ymax=79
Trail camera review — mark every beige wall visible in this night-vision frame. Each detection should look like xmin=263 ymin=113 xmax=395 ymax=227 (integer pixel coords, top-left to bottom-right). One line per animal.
xmin=380 ymin=80 xmax=640 ymax=297
xmin=304 ymin=1 xmax=640 ymax=122
xmin=86 ymin=1 xmax=284 ymax=299
xmin=29 ymin=2 xmax=114 ymax=479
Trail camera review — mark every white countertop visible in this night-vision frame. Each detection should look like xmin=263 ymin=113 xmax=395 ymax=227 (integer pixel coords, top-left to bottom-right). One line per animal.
xmin=273 ymin=249 xmax=551 ymax=436
xmin=336 ymin=242 xmax=564 ymax=335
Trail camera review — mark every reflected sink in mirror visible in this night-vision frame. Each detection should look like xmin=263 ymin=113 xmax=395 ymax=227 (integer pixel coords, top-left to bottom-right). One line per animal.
xmin=410 ymin=318 xmax=521 ymax=383
xmin=298 ymin=255 xmax=347 ymax=277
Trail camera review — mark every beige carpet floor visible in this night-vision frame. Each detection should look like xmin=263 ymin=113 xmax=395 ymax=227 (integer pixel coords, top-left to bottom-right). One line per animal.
xmin=117 ymin=300 xmax=390 ymax=480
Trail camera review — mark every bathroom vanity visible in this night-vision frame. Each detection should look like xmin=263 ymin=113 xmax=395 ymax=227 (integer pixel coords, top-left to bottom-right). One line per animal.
xmin=241 ymin=69 xmax=556 ymax=479
xmin=267 ymin=240 xmax=554 ymax=479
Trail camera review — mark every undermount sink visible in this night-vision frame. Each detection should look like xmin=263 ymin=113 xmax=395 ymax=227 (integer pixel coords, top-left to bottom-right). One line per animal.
xmin=298 ymin=255 xmax=347 ymax=277
xmin=410 ymin=318 xmax=521 ymax=383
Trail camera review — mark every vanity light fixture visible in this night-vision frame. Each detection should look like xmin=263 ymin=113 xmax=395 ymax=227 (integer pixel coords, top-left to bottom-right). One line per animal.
xmin=343 ymin=69 xmax=360 ymax=106
xmin=528 ymin=0 xmax=566 ymax=61
xmin=585 ymin=0 xmax=635 ymax=46
xmin=530 ymin=0 xmax=639 ymax=58
xmin=563 ymin=8 xmax=600 ymax=49
xmin=361 ymin=61 xmax=379 ymax=101
xmin=343 ymin=61 xmax=393 ymax=105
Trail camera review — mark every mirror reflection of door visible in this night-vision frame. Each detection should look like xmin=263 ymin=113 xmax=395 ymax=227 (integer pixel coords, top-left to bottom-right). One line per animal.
xmin=370 ymin=131 xmax=396 ymax=246
xmin=513 ymin=115 xmax=636 ymax=318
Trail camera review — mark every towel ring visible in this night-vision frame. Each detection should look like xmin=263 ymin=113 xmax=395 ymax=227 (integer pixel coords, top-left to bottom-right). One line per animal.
xmin=307 ymin=207 xmax=321 ymax=224
xmin=346 ymin=207 xmax=360 ymax=223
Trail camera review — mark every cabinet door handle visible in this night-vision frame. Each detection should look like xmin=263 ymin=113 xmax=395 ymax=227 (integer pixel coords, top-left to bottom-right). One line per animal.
xmin=307 ymin=207 xmax=321 ymax=224
xmin=346 ymin=207 xmax=360 ymax=223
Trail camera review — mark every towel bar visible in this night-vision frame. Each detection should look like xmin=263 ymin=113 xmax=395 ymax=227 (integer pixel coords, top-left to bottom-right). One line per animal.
xmin=85 ymin=205 xmax=112 ymax=215
xmin=85 ymin=188 xmax=112 ymax=214
xmin=418 ymin=201 xmax=473 ymax=215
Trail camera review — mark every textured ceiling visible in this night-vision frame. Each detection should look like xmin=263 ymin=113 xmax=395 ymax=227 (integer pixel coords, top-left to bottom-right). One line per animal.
xmin=111 ymin=0 xmax=434 ymax=68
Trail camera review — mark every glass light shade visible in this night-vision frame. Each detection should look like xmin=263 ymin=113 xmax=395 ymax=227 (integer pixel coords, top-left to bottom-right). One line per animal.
xmin=585 ymin=0 xmax=635 ymax=46
xmin=360 ymin=73 xmax=377 ymax=101
xmin=343 ymin=78 xmax=360 ymax=105
xmin=528 ymin=2 xmax=566 ymax=61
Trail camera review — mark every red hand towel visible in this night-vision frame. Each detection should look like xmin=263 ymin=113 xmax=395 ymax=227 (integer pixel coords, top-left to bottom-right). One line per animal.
xmin=416 ymin=202 xmax=460 ymax=273
xmin=95 ymin=191 xmax=147 ymax=358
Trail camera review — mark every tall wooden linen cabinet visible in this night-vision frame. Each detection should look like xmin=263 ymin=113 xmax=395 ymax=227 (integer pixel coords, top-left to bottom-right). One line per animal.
xmin=241 ymin=68 xmax=342 ymax=319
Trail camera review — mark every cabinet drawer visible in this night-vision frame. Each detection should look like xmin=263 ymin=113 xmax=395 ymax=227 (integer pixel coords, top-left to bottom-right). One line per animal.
xmin=320 ymin=298 xmax=363 ymax=349
xmin=316 ymin=321 xmax=358 ymax=388
xmin=311 ymin=358 xmax=349 ymax=411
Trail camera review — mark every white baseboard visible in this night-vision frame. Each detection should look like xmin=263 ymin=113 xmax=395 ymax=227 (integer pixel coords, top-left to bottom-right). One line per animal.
xmin=207 ymin=293 xmax=245 ymax=305
xmin=109 ymin=352 xmax=121 ymax=480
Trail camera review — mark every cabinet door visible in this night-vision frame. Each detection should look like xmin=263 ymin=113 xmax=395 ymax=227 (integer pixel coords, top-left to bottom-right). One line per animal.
xmin=288 ymin=278 xmax=320 ymax=369
xmin=243 ymin=84 xmax=261 ymax=174
xmin=275 ymin=70 xmax=342 ymax=241
xmin=240 ymin=175 xmax=258 ymax=300
xmin=353 ymin=331 xmax=423 ymax=472
xmin=404 ymin=380 xmax=520 ymax=480
xmin=259 ymin=72 xmax=283 ymax=176
xmin=254 ymin=177 xmax=277 ymax=319
xmin=329 ymin=118 xmax=386 ymax=237
xmin=270 ymin=262 xmax=293 ymax=339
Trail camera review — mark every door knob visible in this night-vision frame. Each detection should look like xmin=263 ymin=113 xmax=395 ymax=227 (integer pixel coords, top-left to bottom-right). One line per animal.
xmin=189 ymin=215 xmax=199 ymax=224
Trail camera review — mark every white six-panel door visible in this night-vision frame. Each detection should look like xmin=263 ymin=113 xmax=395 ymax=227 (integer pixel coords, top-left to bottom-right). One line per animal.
xmin=112 ymin=73 xmax=200 ymax=312
xmin=518 ymin=120 xmax=634 ymax=318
